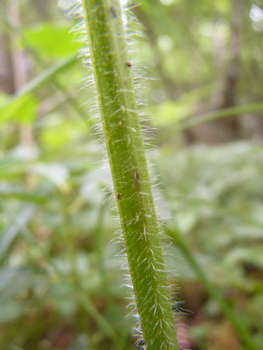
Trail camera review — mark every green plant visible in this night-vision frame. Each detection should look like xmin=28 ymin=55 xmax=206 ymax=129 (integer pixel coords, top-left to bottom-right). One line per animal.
xmin=66 ymin=0 xmax=179 ymax=349
xmin=1 ymin=1 xmax=262 ymax=349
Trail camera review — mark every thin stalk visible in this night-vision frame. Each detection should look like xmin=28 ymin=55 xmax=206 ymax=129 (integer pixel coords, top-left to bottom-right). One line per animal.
xmin=177 ymin=102 xmax=263 ymax=131
xmin=0 ymin=56 xmax=77 ymax=119
xmin=167 ymin=226 xmax=258 ymax=350
xmin=80 ymin=0 xmax=178 ymax=349
xmin=157 ymin=102 xmax=263 ymax=143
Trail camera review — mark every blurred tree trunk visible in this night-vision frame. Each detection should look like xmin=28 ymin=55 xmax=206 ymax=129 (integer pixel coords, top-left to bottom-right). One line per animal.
xmin=9 ymin=0 xmax=35 ymax=160
xmin=134 ymin=5 xmax=179 ymax=100
xmin=0 ymin=35 xmax=14 ymax=94
xmin=32 ymin=0 xmax=51 ymax=21
xmin=186 ymin=0 xmax=242 ymax=144
xmin=0 ymin=0 xmax=14 ymax=93
xmin=212 ymin=0 xmax=241 ymax=141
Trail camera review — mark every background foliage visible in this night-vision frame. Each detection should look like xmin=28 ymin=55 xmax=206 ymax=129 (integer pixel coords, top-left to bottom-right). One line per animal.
xmin=0 ymin=0 xmax=263 ymax=349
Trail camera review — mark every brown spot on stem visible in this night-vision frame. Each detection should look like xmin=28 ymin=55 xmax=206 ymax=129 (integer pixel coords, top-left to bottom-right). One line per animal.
xmin=134 ymin=171 xmax=141 ymax=190
xmin=110 ymin=6 xmax=117 ymax=18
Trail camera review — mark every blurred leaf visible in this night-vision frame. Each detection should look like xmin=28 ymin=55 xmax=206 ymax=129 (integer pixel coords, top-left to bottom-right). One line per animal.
xmin=51 ymin=253 xmax=90 ymax=276
xmin=226 ymin=247 xmax=263 ymax=270
xmin=0 ymin=93 xmax=38 ymax=126
xmin=0 ymin=300 xmax=26 ymax=322
xmin=0 ymin=267 xmax=45 ymax=302
xmin=150 ymin=100 xmax=191 ymax=126
xmin=48 ymin=282 xmax=78 ymax=316
xmin=40 ymin=113 xmax=85 ymax=149
xmin=69 ymin=334 xmax=90 ymax=350
xmin=0 ymin=156 xmax=24 ymax=178
xmin=30 ymin=163 xmax=69 ymax=192
xmin=25 ymin=23 xmax=82 ymax=58
xmin=0 ymin=190 xmax=47 ymax=203
xmin=8 ymin=345 xmax=26 ymax=350
xmin=0 ymin=56 xmax=77 ymax=125
xmin=0 ymin=205 xmax=36 ymax=264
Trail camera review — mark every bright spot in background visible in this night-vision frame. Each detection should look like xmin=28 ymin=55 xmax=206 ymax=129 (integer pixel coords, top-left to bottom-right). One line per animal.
xmin=250 ymin=4 xmax=263 ymax=31
xmin=250 ymin=4 xmax=263 ymax=22
xmin=157 ymin=35 xmax=173 ymax=51
xmin=151 ymin=89 xmax=165 ymax=103
xmin=199 ymin=23 xmax=213 ymax=37
xmin=58 ymin=0 xmax=74 ymax=10
xmin=159 ymin=0 xmax=174 ymax=5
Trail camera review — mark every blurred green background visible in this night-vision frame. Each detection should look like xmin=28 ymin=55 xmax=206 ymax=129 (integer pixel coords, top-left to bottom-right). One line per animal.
xmin=1 ymin=0 xmax=263 ymax=349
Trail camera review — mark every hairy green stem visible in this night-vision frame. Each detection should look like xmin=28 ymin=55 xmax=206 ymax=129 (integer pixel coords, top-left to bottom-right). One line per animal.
xmin=81 ymin=0 xmax=178 ymax=349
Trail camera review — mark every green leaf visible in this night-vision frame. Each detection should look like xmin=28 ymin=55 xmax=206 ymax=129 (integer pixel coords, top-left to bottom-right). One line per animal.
xmin=30 ymin=163 xmax=69 ymax=192
xmin=0 ymin=93 xmax=38 ymax=126
xmin=0 ymin=205 xmax=36 ymax=264
xmin=0 ymin=56 xmax=77 ymax=127
xmin=25 ymin=23 xmax=82 ymax=59
xmin=0 ymin=190 xmax=47 ymax=204
xmin=0 ymin=300 xmax=26 ymax=322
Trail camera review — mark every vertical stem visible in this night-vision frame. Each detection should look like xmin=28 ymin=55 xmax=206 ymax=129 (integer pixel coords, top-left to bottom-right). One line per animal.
xmin=81 ymin=0 xmax=179 ymax=349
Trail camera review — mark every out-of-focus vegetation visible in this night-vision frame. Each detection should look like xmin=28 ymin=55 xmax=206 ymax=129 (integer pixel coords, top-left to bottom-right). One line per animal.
xmin=0 ymin=0 xmax=263 ymax=349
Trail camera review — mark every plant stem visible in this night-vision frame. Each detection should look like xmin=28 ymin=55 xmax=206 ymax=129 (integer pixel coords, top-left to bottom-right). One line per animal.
xmin=81 ymin=0 xmax=179 ymax=348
